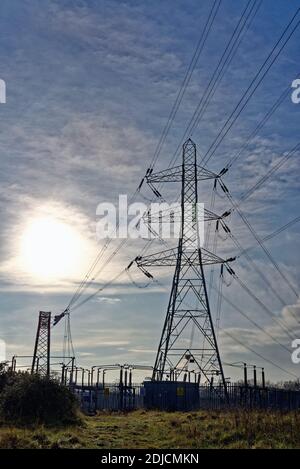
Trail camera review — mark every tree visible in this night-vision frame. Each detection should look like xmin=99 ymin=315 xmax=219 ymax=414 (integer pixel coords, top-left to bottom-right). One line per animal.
xmin=0 ymin=372 xmax=79 ymax=425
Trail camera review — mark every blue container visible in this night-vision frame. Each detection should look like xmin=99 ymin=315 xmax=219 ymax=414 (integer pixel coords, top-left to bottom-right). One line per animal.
xmin=143 ymin=380 xmax=200 ymax=411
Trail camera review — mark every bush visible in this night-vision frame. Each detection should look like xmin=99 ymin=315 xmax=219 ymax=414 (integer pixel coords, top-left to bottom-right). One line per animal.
xmin=0 ymin=362 xmax=14 ymax=393
xmin=0 ymin=373 xmax=79 ymax=425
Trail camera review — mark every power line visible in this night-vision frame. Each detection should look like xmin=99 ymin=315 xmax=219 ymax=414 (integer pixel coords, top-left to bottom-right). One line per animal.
xmin=223 ymin=329 xmax=299 ymax=379
xmin=74 ymin=133 xmax=300 ymax=308
xmin=221 ymin=185 xmax=299 ymax=298
xmin=236 ymin=204 xmax=299 ymax=298
xmin=239 ymin=142 xmax=300 ymax=203
xmin=149 ymin=227 xmax=297 ymax=344
xmin=157 ymin=271 xmax=298 ymax=376
xmin=60 ymin=6 xmax=300 ymax=381
xmin=65 ymin=3 xmax=221 ymax=310
xmin=148 ymin=0 xmax=222 ymax=171
xmin=222 ymin=74 xmax=300 ymax=173
xmin=165 ymin=0 xmax=261 ymax=171
xmin=238 ymin=215 xmax=300 ymax=257
xmin=191 ymin=0 xmax=262 ymax=134
xmin=225 ymin=221 xmax=300 ymax=324
xmin=201 ymin=7 xmax=300 ymax=166
xmin=212 ymin=282 xmax=292 ymax=354
xmin=72 ymin=269 xmax=126 ymax=311
xmin=223 ymin=223 xmax=290 ymax=308
xmin=233 ymin=274 xmax=296 ymax=341
xmin=66 ymin=0 xmax=275 ymax=309
xmin=67 ymin=8 xmax=300 ymax=310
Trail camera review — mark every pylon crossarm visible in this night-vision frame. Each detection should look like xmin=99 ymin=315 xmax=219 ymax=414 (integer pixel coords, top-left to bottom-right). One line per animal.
xmin=197 ymin=165 xmax=219 ymax=180
xmin=146 ymin=164 xmax=218 ymax=184
xmin=142 ymin=205 xmax=223 ymax=226
xmin=135 ymin=248 xmax=177 ymax=267
xmin=147 ymin=165 xmax=182 ymax=183
xmin=135 ymin=247 xmax=226 ymax=268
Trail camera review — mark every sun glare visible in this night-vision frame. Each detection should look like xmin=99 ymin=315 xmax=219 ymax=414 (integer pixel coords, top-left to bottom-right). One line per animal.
xmin=20 ymin=217 xmax=85 ymax=281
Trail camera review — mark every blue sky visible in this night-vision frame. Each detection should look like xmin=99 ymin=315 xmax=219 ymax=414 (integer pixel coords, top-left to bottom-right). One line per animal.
xmin=0 ymin=0 xmax=299 ymax=382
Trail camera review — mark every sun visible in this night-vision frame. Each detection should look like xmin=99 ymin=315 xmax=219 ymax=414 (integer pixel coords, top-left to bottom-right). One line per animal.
xmin=20 ymin=216 xmax=85 ymax=281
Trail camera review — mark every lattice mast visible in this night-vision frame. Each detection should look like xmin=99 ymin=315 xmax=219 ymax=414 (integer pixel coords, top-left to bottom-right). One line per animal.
xmin=31 ymin=311 xmax=51 ymax=377
xmin=136 ymin=139 xmax=228 ymax=388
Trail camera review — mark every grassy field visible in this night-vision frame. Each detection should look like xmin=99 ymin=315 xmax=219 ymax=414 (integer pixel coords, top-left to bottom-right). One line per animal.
xmin=1 ymin=409 xmax=300 ymax=449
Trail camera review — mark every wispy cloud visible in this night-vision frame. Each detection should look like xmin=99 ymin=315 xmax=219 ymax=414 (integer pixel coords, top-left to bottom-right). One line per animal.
xmin=0 ymin=0 xmax=299 ymax=381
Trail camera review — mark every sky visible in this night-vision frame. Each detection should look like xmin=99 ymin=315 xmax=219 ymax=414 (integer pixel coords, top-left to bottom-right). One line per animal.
xmin=0 ymin=0 xmax=299 ymax=383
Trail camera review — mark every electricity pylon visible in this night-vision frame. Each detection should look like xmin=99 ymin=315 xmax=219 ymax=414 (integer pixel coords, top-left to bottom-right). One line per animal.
xmin=136 ymin=139 xmax=231 ymax=390
xmin=31 ymin=311 xmax=51 ymax=377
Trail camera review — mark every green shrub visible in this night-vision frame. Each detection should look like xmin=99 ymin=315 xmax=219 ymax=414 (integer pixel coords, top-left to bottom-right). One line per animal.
xmin=0 ymin=362 xmax=14 ymax=393
xmin=0 ymin=373 xmax=79 ymax=425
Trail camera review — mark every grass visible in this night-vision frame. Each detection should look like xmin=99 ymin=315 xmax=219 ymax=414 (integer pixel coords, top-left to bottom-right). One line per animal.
xmin=0 ymin=409 xmax=300 ymax=449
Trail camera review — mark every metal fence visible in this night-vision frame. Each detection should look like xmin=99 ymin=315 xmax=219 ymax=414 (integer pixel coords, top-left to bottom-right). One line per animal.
xmin=73 ymin=383 xmax=300 ymax=413
xmin=73 ymin=384 xmax=145 ymax=413
xmin=199 ymin=384 xmax=300 ymax=411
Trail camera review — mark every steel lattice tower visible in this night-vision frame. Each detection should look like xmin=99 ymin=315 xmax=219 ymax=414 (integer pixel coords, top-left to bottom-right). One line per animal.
xmin=136 ymin=139 xmax=228 ymax=389
xmin=31 ymin=311 xmax=51 ymax=377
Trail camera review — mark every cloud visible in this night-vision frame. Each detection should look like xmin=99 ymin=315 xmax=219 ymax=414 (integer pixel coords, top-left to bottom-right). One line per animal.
xmin=0 ymin=0 xmax=299 ymax=383
xmin=94 ymin=296 xmax=121 ymax=304
xmin=219 ymin=300 xmax=300 ymax=379
xmin=127 ymin=348 xmax=156 ymax=354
